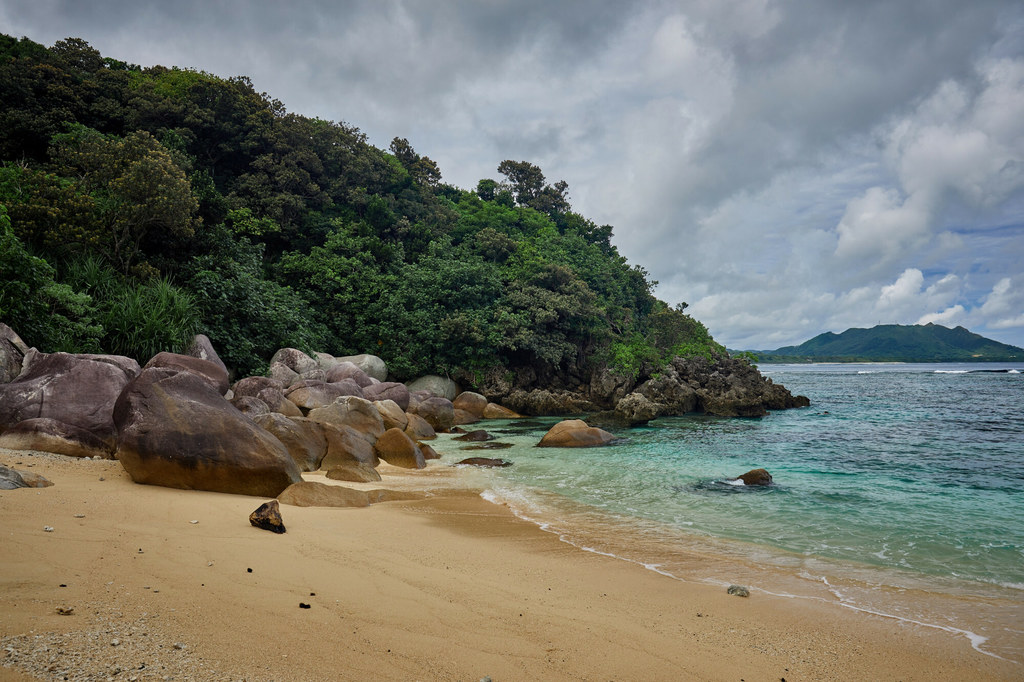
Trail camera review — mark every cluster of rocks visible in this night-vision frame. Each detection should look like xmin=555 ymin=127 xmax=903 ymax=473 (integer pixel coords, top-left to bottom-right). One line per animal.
xmin=0 ymin=323 xmax=522 ymax=498
xmin=489 ymin=354 xmax=810 ymax=423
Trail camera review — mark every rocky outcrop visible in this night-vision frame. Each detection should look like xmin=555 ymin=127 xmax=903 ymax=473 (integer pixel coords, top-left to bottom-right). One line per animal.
xmin=113 ymin=366 xmax=302 ymax=497
xmin=504 ymin=389 xmax=597 ymax=416
xmin=278 ymin=481 xmax=423 ymax=507
xmin=373 ymin=428 xmax=426 ymax=469
xmin=589 ymin=367 xmax=636 ymax=409
xmin=0 ymin=351 xmax=139 ymax=449
xmin=613 ymin=392 xmax=661 ymax=425
xmin=636 ymin=373 xmax=698 ymax=415
xmin=0 ymin=418 xmax=114 ymax=458
xmin=537 ymin=419 xmax=618 ymax=448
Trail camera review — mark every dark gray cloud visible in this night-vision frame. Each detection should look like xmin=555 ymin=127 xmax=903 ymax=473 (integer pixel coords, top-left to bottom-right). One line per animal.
xmin=2 ymin=0 xmax=1022 ymax=348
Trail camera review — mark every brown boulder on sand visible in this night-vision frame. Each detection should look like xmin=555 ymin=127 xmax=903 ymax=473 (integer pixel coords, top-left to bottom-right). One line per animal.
xmin=326 ymin=462 xmax=382 ymax=482
xmin=0 ymin=351 xmax=139 ymax=449
xmin=113 ymin=367 xmax=301 ymax=497
xmin=538 ymin=419 xmax=618 ymax=448
xmin=404 ymin=413 xmax=436 ymax=441
xmin=373 ymin=428 xmax=426 ymax=469
xmin=0 ymin=418 xmax=113 ymax=459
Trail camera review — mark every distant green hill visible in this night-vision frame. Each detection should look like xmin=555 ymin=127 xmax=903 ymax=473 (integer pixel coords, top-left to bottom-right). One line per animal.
xmin=750 ymin=324 xmax=1024 ymax=363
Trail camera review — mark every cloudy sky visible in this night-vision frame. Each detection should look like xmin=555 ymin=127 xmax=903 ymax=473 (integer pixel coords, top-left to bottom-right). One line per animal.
xmin=3 ymin=0 xmax=1023 ymax=349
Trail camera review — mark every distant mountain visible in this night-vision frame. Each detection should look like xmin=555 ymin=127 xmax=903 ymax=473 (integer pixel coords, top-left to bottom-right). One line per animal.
xmin=751 ymin=324 xmax=1024 ymax=363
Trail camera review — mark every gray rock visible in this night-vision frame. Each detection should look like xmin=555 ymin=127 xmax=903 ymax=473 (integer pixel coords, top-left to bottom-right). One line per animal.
xmin=336 ymin=354 xmax=387 ymax=381
xmin=727 ymin=585 xmax=750 ymax=597
xmin=405 ymin=375 xmax=458 ymax=400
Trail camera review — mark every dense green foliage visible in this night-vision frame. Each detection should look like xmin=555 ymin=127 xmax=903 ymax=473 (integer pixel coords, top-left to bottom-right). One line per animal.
xmin=755 ymin=324 xmax=1024 ymax=363
xmin=0 ymin=34 xmax=722 ymax=381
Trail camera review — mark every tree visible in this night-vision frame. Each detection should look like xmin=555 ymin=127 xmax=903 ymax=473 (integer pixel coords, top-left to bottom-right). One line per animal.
xmin=389 ymin=137 xmax=442 ymax=188
xmin=52 ymin=125 xmax=199 ymax=275
xmin=496 ymin=160 xmax=569 ymax=216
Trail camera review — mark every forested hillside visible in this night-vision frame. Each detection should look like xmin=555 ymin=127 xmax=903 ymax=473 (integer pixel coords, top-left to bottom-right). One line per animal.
xmin=0 ymin=35 xmax=722 ymax=389
xmin=755 ymin=324 xmax=1024 ymax=362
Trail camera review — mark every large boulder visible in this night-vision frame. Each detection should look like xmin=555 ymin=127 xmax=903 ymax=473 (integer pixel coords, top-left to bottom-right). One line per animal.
xmin=113 ymin=367 xmax=302 ymax=496
xmin=405 ymin=375 xmax=458 ymax=400
xmin=270 ymin=348 xmax=319 ymax=375
xmin=0 ymin=418 xmax=114 ymax=458
xmin=409 ymin=396 xmax=455 ymax=433
xmin=326 ymin=462 xmax=382 ymax=483
xmin=614 ymin=392 xmax=662 ymax=425
xmin=373 ymin=428 xmax=426 ymax=469
xmin=267 ymin=361 xmax=299 ymax=386
xmin=145 ymin=351 xmax=229 ymax=395
xmin=374 ymin=400 xmax=409 ymax=431
xmin=252 ymin=412 xmax=327 ymax=472
xmin=404 ymin=412 xmax=436 ymax=441
xmin=0 ymin=323 xmax=29 ymax=384
xmin=232 ymin=376 xmax=284 ymax=398
xmin=452 ymin=391 xmax=488 ymax=419
xmin=313 ymin=352 xmax=340 ymax=370
xmin=318 ymin=421 xmax=378 ymax=468
xmin=285 ymin=380 xmax=363 ymax=411
xmin=231 ymin=395 xmax=270 ymax=416
xmin=453 ymin=409 xmax=480 ymax=426
xmin=538 ymin=419 xmax=618 ymax=448
xmin=0 ymin=351 xmax=139 ymax=448
xmin=184 ymin=334 xmax=229 ymax=379
xmin=308 ymin=396 xmax=386 ymax=444
xmin=482 ymin=402 xmax=522 ymax=419
xmin=278 ymin=481 xmax=422 ymax=507
xmin=336 ymin=354 xmax=387 ymax=382
xmin=363 ymin=382 xmax=410 ymax=411
xmin=325 ymin=362 xmax=374 ymax=388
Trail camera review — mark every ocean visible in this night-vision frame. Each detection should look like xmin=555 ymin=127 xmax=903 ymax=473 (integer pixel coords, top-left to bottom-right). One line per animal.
xmin=433 ymin=363 xmax=1024 ymax=662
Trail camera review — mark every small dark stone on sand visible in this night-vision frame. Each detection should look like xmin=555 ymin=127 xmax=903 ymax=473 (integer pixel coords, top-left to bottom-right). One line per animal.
xmin=247 ymin=568 xmax=252 ymax=573
xmin=249 ymin=499 xmax=286 ymax=534
xmin=299 ymin=602 xmax=311 ymax=609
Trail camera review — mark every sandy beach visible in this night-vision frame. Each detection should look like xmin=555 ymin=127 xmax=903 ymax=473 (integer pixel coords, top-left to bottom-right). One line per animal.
xmin=1 ymin=449 xmax=1018 ymax=681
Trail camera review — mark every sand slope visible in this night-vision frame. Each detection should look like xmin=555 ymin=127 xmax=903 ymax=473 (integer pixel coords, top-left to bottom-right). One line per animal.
xmin=1 ymin=451 xmax=1017 ymax=681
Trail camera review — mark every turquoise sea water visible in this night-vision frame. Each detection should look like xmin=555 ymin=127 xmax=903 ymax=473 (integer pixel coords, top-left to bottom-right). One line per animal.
xmin=434 ymin=363 xmax=1024 ymax=660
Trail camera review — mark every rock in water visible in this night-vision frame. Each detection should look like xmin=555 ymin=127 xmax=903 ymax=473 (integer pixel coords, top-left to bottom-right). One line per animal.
xmin=736 ymin=468 xmax=773 ymax=486
xmin=727 ymin=584 xmax=750 ymax=597
xmin=537 ymin=419 xmax=618 ymax=448
xmin=249 ymin=500 xmax=286 ymax=533
xmin=455 ymin=457 xmax=513 ymax=468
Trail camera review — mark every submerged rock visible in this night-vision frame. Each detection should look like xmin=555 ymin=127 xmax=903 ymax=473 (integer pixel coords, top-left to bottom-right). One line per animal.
xmin=455 ymin=457 xmax=513 ymax=468
xmin=727 ymin=584 xmax=750 ymax=597
xmin=453 ymin=429 xmax=494 ymax=442
xmin=735 ymin=468 xmax=773 ymax=486
xmin=537 ymin=419 xmax=617 ymax=448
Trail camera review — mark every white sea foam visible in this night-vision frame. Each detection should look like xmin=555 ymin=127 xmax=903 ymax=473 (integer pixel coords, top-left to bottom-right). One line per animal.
xmin=934 ymin=370 xmax=969 ymax=374
xmin=1010 ymin=369 xmax=1020 ymax=374
xmin=720 ymin=478 xmax=745 ymax=486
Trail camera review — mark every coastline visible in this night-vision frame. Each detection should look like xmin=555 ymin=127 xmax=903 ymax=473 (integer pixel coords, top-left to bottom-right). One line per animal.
xmin=1 ymin=449 xmax=1019 ymax=681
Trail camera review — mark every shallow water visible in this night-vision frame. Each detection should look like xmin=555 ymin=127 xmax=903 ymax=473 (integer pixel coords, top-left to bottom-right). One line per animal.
xmin=436 ymin=363 xmax=1024 ymax=661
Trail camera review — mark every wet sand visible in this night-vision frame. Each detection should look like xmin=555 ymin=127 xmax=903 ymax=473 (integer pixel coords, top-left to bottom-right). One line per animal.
xmin=1 ymin=450 xmax=1018 ymax=681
